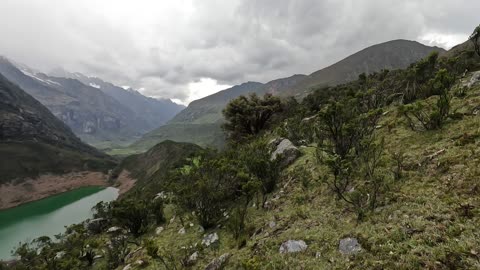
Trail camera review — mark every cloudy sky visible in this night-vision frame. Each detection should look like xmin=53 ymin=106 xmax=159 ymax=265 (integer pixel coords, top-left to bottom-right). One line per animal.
xmin=0 ymin=0 xmax=478 ymax=105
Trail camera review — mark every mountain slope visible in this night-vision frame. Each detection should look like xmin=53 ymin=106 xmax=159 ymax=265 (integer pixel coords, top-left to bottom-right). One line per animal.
xmin=0 ymin=58 xmax=149 ymax=144
xmin=113 ymin=140 xmax=204 ymax=196
xmin=285 ymin=39 xmax=445 ymax=97
xmin=50 ymin=69 xmax=185 ymax=131
xmin=128 ymin=77 xmax=306 ymax=152
xmin=130 ymin=40 xmax=442 ymax=152
xmin=0 ymin=73 xmax=115 ymax=184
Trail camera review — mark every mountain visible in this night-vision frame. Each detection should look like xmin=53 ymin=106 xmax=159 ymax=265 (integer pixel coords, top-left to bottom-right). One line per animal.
xmin=113 ymin=140 xmax=204 ymax=196
xmin=11 ymin=37 xmax=480 ymax=269
xmin=0 ymin=57 xmax=145 ymax=145
xmin=50 ymin=69 xmax=185 ymax=132
xmin=0 ymin=58 xmax=183 ymax=147
xmin=129 ymin=76 xmax=307 ymax=152
xmin=283 ymin=39 xmax=446 ymax=97
xmin=130 ymin=40 xmax=443 ymax=152
xmin=0 ymin=73 xmax=115 ymax=184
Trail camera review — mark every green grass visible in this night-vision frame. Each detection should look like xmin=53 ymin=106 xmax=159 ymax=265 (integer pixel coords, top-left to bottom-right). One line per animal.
xmin=97 ymin=83 xmax=480 ymax=269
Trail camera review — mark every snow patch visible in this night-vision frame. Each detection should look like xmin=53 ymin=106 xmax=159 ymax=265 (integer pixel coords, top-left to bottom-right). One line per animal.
xmin=20 ymin=69 xmax=60 ymax=86
xmin=89 ymin=83 xmax=101 ymax=89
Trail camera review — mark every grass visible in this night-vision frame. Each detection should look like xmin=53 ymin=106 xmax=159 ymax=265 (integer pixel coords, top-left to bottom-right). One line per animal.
xmin=11 ymin=76 xmax=480 ymax=269
xmin=97 ymin=83 xmax=480 ymax=269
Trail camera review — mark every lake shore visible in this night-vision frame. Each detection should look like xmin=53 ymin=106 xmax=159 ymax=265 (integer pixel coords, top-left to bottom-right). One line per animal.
xmin=0 ymin=171 xmax=135 ymax=210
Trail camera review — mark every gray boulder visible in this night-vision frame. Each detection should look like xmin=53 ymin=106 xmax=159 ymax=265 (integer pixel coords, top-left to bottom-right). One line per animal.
xmin=186 ymin=251 xmax=199 ymax=266
xmin=271 ymin=138 xmax=300 ymax=167
xmin=204 ymin=253 xmax=231 ymax=270
xmin=279 ymin=240 xmax=308 ymax=254
xmin=464 ymin=71 xmax=480 ymax=88
xmin=339 ymin=237 xmax=362 ymax=255
xmin=202 ymin=232 xmax=219 ymax=247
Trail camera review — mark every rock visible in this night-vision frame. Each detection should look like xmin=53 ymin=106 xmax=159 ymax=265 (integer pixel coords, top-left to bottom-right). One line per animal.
xmin=202 ymin=232 xmax=219 ymax=247
xmin=279 ymin=240 xmax=308 ymax=254
xmin=178 ymin=227 xmax=186 ymax=234
xmin=154 ymin=191 xmax=167 ymax=201
xmin=271 ymin=139 xmax=300 ymax=167
xmin=54 ymin=251 xmax=66 ymax=260
xmin=464 ymin=71 xmax=480 ymax=88
xmin=107 ymin=226 xmax=122 ymax=233
xmin=122 ymin=264 xmax=132 ymax=270
xmin=268 ymin=220 xmax=276 ymax=228
xmin=155 ymin=226 xmax=164 ymax=235
xmin=204 ymin=253 xmax=231 ymax=270
xmin=315 ymin=252 xmax=322 ymax=258
xmin=186 ymin=251 xmax=199 ymax=265
xmin=125 ymin=247 xmax=143 ymax=262
xmin=93 ymin=255 xmax=103 ymax=260
xmin=85 ymin=218 xmax=107 ymax=233
xmin=135 ymin=260 xmax=145 ymax=266
xmin=198 ymin=226 xmax=205 ymax=233
xmin=339 ymin=237 xmax=362 ymax=255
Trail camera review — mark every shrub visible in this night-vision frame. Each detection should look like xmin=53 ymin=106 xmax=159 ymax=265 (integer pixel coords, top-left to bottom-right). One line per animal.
xmin=110 ymin=199 xmax=149 ymax=237
xmin=223 ymin=93 xmax=283 ymax=142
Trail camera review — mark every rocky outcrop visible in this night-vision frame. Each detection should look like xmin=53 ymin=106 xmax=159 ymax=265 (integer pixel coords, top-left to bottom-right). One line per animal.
xmin=202 ymin=232 xmax=219 ymax=247
xmin=270 ymin=138 xmax=301 ymax=167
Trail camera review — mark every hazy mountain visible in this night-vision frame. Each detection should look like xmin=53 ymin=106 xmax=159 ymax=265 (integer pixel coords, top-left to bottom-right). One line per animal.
xmin=50 ymin=69 xmax=185 ymax=131
xmin=0 ymin=73 xmax=115 ymax=183
xmin=0 ymin=57 xmax=150 ymax=145
xmin=130 ymin=40 xmax=443 ymax=152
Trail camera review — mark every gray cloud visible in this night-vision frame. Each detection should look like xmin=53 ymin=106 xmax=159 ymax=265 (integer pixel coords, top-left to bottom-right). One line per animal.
xmin=0 ymin=0 xmax=478 ymax=103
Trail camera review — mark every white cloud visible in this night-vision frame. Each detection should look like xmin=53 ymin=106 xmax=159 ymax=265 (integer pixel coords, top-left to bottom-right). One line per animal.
xmin=0 ymin=0 xmax=478 ymax=104
xmin=185 ymin=78 xmax=231 ymax=105
xmin=419 ymin=33 xmax=469 ymax=49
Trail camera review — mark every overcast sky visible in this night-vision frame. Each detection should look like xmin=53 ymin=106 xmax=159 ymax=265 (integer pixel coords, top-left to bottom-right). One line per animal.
xmin=0 ymin=0 xmax=478 ymax=105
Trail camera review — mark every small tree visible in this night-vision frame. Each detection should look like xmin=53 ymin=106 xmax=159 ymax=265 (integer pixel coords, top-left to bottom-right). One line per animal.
xmin=469 ymin=24 xmax=480 ymax=56
xmin=173 ymin=156 xmax=237 ymax=228
xmin=399 ymin=69 xmax=454 ymax=130
xmin=111 ymin=199 xmax=149 ymax=237
xmin=223 ymin=93 xmax=282 ymax=142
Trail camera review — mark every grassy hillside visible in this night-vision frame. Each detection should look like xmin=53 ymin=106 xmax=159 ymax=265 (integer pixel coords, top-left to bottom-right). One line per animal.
xmin=113 ymin=140 xmax=204 ymax=195
xmin=4 ymin=39 xmax=480 ymax=270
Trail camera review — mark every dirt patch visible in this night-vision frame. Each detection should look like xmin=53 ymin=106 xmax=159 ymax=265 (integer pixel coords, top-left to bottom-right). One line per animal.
xmin=112 ymin=170 xmax=136 ymax=196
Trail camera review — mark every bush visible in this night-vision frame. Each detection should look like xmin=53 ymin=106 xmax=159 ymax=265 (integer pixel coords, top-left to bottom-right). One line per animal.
xmin=110 ymin=199 xmax=149 ymax=237
xmin=223 ymin=93 xmax=283 ymax=142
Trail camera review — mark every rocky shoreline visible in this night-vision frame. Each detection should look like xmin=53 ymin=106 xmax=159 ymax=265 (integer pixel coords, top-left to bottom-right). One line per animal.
xmin=0 ymin=171 xmax=135 ymax=210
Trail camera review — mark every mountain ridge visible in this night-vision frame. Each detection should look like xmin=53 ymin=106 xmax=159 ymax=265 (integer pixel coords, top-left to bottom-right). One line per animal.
xmin=129 ymin=39 xmax=444 ymax=152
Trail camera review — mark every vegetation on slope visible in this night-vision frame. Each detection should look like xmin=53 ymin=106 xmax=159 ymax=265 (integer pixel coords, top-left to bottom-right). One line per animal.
xmin=3 ymin=28 xmax=480 ymax=270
